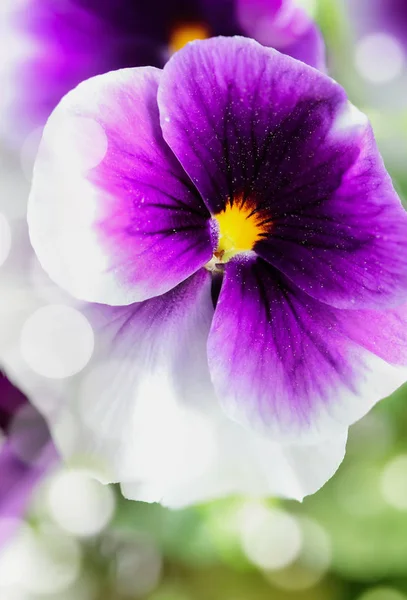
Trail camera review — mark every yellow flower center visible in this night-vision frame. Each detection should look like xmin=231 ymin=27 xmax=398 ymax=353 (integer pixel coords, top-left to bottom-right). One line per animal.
xmin=169 ymin=23 xmax=210 ymax=54
xmin=213 ymin=198 xmax=271 ymax=262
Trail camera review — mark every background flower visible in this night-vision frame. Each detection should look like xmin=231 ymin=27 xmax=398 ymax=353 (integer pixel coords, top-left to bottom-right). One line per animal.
xmin=1 ymin=0 xmax=324 ymax=144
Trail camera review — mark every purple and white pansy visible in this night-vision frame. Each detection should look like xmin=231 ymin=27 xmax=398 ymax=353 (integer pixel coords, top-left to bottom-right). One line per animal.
xmin=4 ymin=35 xmax=407 ymax=506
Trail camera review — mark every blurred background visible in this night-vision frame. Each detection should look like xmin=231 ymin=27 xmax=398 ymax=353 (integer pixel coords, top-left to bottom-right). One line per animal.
xmin=3 ymin=0 xmax=407 ymax=599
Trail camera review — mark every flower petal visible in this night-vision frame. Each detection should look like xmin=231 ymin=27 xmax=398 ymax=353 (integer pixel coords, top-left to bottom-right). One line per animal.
xmin=0 ymin=224 xmax=347 ymax=506
xmin=282 ymin=23 xmax=326 ymax=72
xmin=208 ymin=257 xmax=407 ymax=443
xmin=255 ymin=120 xmax=407 ymax=310
xmin=1 ymin=258 xmax=217 ymax=487
xmin=3 ymin=0 xmax=165 ymax=145
xmin=159 ymin=37 xmax=407 ymax=309
xmin=121 ymin=429 xmax=348 ymax=507
xmin=158 ymin=37 xmax=340 ymax=215
xmin=28 ymin=66 xmax=213 ymax=305
xmin=236 ymin=0 xmax=326 ymax=70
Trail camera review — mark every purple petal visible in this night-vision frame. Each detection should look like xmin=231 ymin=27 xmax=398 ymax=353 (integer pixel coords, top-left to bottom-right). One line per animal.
xmin=0 ymin=400 xmax=57 ymax=547
xmin=282 ymin=24 xmax=326 ymax=72
xmin=159 ymin=37 xmax=338 ymax=215
xmin=11 ymin=3 xmax=160 ymax=137
xmin=236 ymin=0 xmax=326 ymax=69
xmin=255 ymin=119 xmax=407 ymax=310
xmin=29 ymin=67 xmax=213 ymax=305
xmin=0 ymin=244 xmax=348 ymax=505
xmin=1 ymin=268 xmax=216 ymax=489
xmin=4 ymin=0 xmax=326 ymax=144
xmin=0 ymin=374 xmax=27 ymax=433
xmin=3 ymin=0 xmax=328 ymax=151
xmin=208 ymin=257 xmax=407 ymax=443
xmin=159 ymin=37 xmax=407 ymax=309
xmin=5 ymin=0 xmax=202 ymax=141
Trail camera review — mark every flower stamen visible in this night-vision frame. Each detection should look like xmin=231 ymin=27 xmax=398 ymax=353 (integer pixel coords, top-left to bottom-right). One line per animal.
xmin=212 ymin=197 xmax=272 ymax=262
xmin=169 ymin=23 xmax=210 ymax=54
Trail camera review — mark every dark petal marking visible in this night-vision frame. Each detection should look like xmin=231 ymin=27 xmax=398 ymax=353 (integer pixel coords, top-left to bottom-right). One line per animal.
xmin=159 ymin=37 xmax=407 ymax=309
xmin=208 ymin=255 xmax=407 ymax=442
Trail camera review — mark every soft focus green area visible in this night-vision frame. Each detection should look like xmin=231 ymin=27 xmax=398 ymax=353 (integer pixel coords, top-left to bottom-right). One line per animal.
xmin=4 ymin=1 xmax=407 ymax=598
xmin=10 ymin=387 xmax=407 ymax=600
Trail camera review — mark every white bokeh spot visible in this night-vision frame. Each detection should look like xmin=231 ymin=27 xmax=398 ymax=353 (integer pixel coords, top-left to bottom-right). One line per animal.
xmin=355 ymin=33 xmax=405 ymax=84
xmin=48 ymin=115 xmax=108 ymax=172
xmin=266 ymin=517 xmax=331 ymax=590
xmin=20 ymin=304 xmax=94 ymax=378
xmin=239 ymin=503 xmax=302 ymax=571
xmin=113 ymin=534 xmax=162 ymax=597
xmin=380 ymin=454 xmax=407 ymax=510
xmin=47 ymin=468 xmax=116 ymax=537
xmin=0 ymin=522 xmax=81 ymax=596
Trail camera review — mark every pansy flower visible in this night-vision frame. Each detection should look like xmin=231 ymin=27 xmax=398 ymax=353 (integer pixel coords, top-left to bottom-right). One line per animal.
xmin=2 ymin=0 xmax=324 ymax=143
xmin=0 ymin=374 xmax=57 ymax=546
xmin=4 ymin=36 xmax=407 ymax=507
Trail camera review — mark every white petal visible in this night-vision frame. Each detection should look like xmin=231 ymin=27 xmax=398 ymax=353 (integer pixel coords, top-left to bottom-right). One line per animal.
xmin=0 ymin=219 xmax=349 ymax=506
xmin=28 ymin=67 xmax=212 ymax=306
xmin=121 ymin=416 xmax=348 ymax=508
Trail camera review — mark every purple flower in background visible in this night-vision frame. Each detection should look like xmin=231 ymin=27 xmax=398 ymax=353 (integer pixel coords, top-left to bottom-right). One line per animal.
xmin=349 ymin=0 xmax=407 ymax=51
xmin=8 ymin=36 xmax=407 ymax=506
xmin=0 ymin=374 xmax=57 ymax=546
xmin=3 ymin=0 xmax=324 ymax=141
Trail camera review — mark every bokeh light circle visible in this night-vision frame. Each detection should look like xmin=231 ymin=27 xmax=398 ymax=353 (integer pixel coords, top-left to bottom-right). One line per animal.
xmin=49 ymin=116 xmax=108 ymax=172
xmin=20 ymin=304 xmax=94 ymax=378
xmin=239 ymin=503 xmax=302 ymax=571
xmin=0 ymin=522 xmax=81 ymax=595
xmin=47 ymin=468 xmax=115 ymax=537
xmin=381 ymin=454 xmax=407 ymax=510
xmin=266 ymin=517 xmax=331 ymax=591
xmin=112 ymin=534 xmax=162 ymax=596
xmin=355 ymin=33 xmax=405 ymax=84
xmin=356 ymin=587 xmax=407 ymax=600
